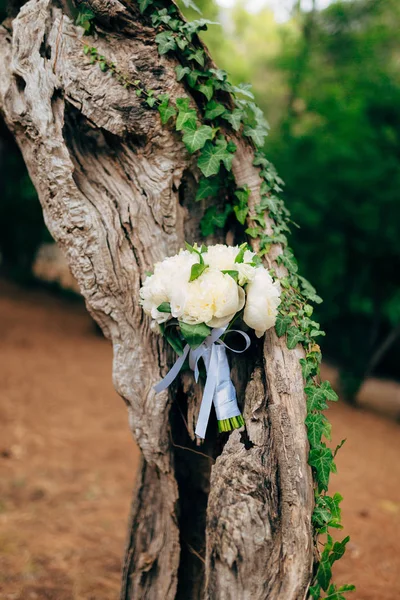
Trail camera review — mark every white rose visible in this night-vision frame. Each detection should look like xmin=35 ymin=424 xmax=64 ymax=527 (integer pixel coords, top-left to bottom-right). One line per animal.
xmin=181 ymin=269 xmax=245 ymax=328
xmin=243 ymin=268 xmax=281 ymax=337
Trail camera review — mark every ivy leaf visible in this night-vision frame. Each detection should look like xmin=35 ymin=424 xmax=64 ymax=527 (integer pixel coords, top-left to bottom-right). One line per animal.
xmin=305 ymin=384 xmax=329 ymax=411
xmin=157 ymin=302 xmax=171 ymax=313
xmin=175 ymin=65 xmax=191 ymax=81
xmin=275 ymin=315 xmax=292 ymax=337
xmin=299 ymin=357 xmax=315 ymax=379
xmin=204 ymin=100 xmax=226 ymax=120
xmin=309 ymin=584 xmax=321 ymax=599
xmin=309 ymin=447 xmax=335 ymax=491
xmin=158 ymin=96 xmax=177 ymax=124
xmin=138 ymin=0 xmax=153 ymax=12
xmin=232 ymin=82 xmax=255 ymax=99
xmin=187 ymin=48 xmax=205 ymax=67
xmin=245 ymin=226 xmax=261 ymax=239
xmin=196 ymin=176 xmax=220 ymax=201
xmin=200 ymin=205 xmax=232 ymax=236
xmin=196 ymin=82 xmax=214 ymax=101
xmin=233 ymin=187 xmax=250 ymax=225
xmin=176 ymin=35 xmax=189 ymax=50
xmin=330 ymin=536 xmax=350 ymax=566
xmin=243 ymin=125 xmax=267 ymax=147
xmin=286 ymin=326 xmax=305 ymax=349
xmin=305 ymin=413 xmax=330 ymax=448
xmin=180 ymin=0 xmax=202 ymax=14
xmin=320 ymin=380 xmax=339 ymax=402
xmin=299 ymin=275 xmax=323 ymax=304
xmin=179 ymin=321 xmax=211 ymax=349
xmin=197 ymin=138 xmax=236 ymax=177
xmin=221 ymin=270 xmax=239 ymax=282
xmin=190 ymin=262 xmax=208 ymax=281
xmin=155 ymin=31 xmax=177 ymax=55
xmin=76 ymin=7 xmax=95 ymax=32
xmin=186 ymin=69 xmax=203 ymax=88
xmin=281 ymin=248 xmax=298 ymax=274
xmin=209 ymin=67 xmax=228 ymax=81
xmin=317 ymin=553 xmax=332 ymax=592
xmin=182 ymin=123 xmax=214 ymax=153
xmin=175 ymin=98 xmax=197 ymax=131
xmin=222 ymin=108 xmax=243 ymax=131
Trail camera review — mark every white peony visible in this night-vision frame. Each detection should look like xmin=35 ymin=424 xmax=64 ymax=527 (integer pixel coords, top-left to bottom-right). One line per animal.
xmin=181 ymin=269 xmax=245 ymax=328
xmin=140 ymin=250 xmax=196 ymax=323
xmin=243 ymin=268 xmax=281 ymax=337
xmin=203 ymin=244 xmax=257 ymax=286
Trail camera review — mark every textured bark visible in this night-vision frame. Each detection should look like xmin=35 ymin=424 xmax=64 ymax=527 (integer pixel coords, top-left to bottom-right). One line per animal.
xmin=0 ymin=1 xmax=314 ymax=599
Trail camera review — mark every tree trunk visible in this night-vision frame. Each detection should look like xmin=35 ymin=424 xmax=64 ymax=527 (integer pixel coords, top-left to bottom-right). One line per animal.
xmin=0 ymin=2 xmax=314 ymax=598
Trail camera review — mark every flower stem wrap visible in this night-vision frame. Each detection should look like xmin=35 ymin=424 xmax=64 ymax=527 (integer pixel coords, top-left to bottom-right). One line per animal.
xmin=154 ymin=327 xmax=250 ymax=439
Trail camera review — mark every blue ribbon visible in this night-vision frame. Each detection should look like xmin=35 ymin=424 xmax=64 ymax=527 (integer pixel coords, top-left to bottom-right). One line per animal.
xmin=154 ymin=326 xmax=251 ymax=439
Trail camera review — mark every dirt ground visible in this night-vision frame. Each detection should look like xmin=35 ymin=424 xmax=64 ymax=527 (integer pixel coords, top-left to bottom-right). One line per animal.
xmin=1 ymin=280 xmax=400 ymax=600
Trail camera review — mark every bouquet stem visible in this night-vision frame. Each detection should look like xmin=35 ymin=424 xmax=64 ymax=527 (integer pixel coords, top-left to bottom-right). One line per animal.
xmin=218 ymin=414 xmax=244 ymax=433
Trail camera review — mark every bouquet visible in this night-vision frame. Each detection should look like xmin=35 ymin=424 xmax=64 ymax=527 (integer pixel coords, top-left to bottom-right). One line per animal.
xmin=140 ymin=242 xmax=281 ymax=439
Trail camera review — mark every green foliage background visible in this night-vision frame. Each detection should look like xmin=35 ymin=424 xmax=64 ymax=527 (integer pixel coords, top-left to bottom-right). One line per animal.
xmin=1 ymin=0 xmax=399 ymax=394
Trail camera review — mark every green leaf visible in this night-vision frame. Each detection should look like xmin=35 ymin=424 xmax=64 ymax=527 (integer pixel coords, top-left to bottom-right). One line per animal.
xmin=175 ymin=65 xmax=191 ymax=81
xmin=320 ymin=380 xmax=339 ymax=402
xmin=204 ymin=100 xmax=226 ymax=120
xmin=232 ymin=82 xmax=255 ymax=99
xmin=234 ymin=243 xmax=247 ymax=264
xmin=187 ymin=48 xmax=205 ymax=67
xmin=160 ymin=324 xmax=184 ymax=356
xmin=222 ymin=108 xmax=243 ymax=131
xmin=299 ymin=275 xmax=323 ymax=304
xmin=330 ymin=536 xmax=350 ymax=566
xmin=138 ymin=0 xmax=153 ymax=13
xmin=317 ymin=554 xmax=332 ymax=592
xmin=175 ymin=98 xmax=197 ymax=131
xmin=221 ymin=270 xmax=239 ymax=282
xmin=179 ymin=321 xmax=211 ymax=349
xmin=243 ymin=125 xmax=267 ymax=147
xmin=305 ymin=413 xmax=331 ymax=448
xmin=309 ymin=447 xmax=334 ymax=491
xmin=186 ymin=69 xmax=203 ymax=88
xmin=76 ymin=7 xmax=95 ymax=32
xmin=245 ymin=226 xmax=261 ymax=239
xmin=233 ymin=187 xmax=250 ymax=225
xmin=281 ymin=248 xmax=298 ymax=274
xmin=305 ymin=384 xmax=329 ymax=411
xmin=286 ymin=326 xmax=304 ymax=349
xmin=299 ymin=357 xmax=315 ymax=379
xmin=200 ymin=205 xmax=232 ymax=237
xmin=190 ymin=262 xmax=208 ymax=281
xmin=158 ymin=96 xmax=177 ymax=125
xmin=180 ymin=0 xmax=202 ymax=14
xmin=309 ymin=584 xmax=321 ymax=599
xmin=196 ymin=176 xmax=220 ymax=201
xmin=155 ymin=31 xmax=177 ymax=55
xmin=275 ymin=315 xmax=292 ymax=337
xmin=197 ymin=138 xmax=236 ymax=178
xmin=157 ymin=302 xmax=171 ymax=313
xmin=196 ymin=82 xmax=214 ymax=101
xmin=182 ymin=123 xmax=214 ymax=154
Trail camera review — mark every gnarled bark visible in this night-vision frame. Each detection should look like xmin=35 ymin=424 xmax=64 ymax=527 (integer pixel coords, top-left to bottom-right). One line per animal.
xmin=0 ymin=1 xmax=314 ymax=598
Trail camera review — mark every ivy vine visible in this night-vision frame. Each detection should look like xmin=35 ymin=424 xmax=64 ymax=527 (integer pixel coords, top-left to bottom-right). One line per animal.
xmin=78 ymin=1 xmax=355 ymax=597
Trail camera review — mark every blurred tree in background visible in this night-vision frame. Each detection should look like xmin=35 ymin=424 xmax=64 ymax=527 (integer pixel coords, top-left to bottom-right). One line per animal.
xmin=1 ymin=0 xmax=399 ymax=395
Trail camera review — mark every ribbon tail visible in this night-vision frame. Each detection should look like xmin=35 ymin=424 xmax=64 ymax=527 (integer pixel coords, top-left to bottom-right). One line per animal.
xmin=153 ymin=344 xmax=190 ymax=393
xmin=195 ymin=344 xmax=218 ymax=439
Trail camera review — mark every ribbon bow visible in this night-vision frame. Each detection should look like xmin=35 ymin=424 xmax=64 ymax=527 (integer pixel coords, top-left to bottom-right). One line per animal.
xmin=154 ymin=326 xmax=251 ymax=438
